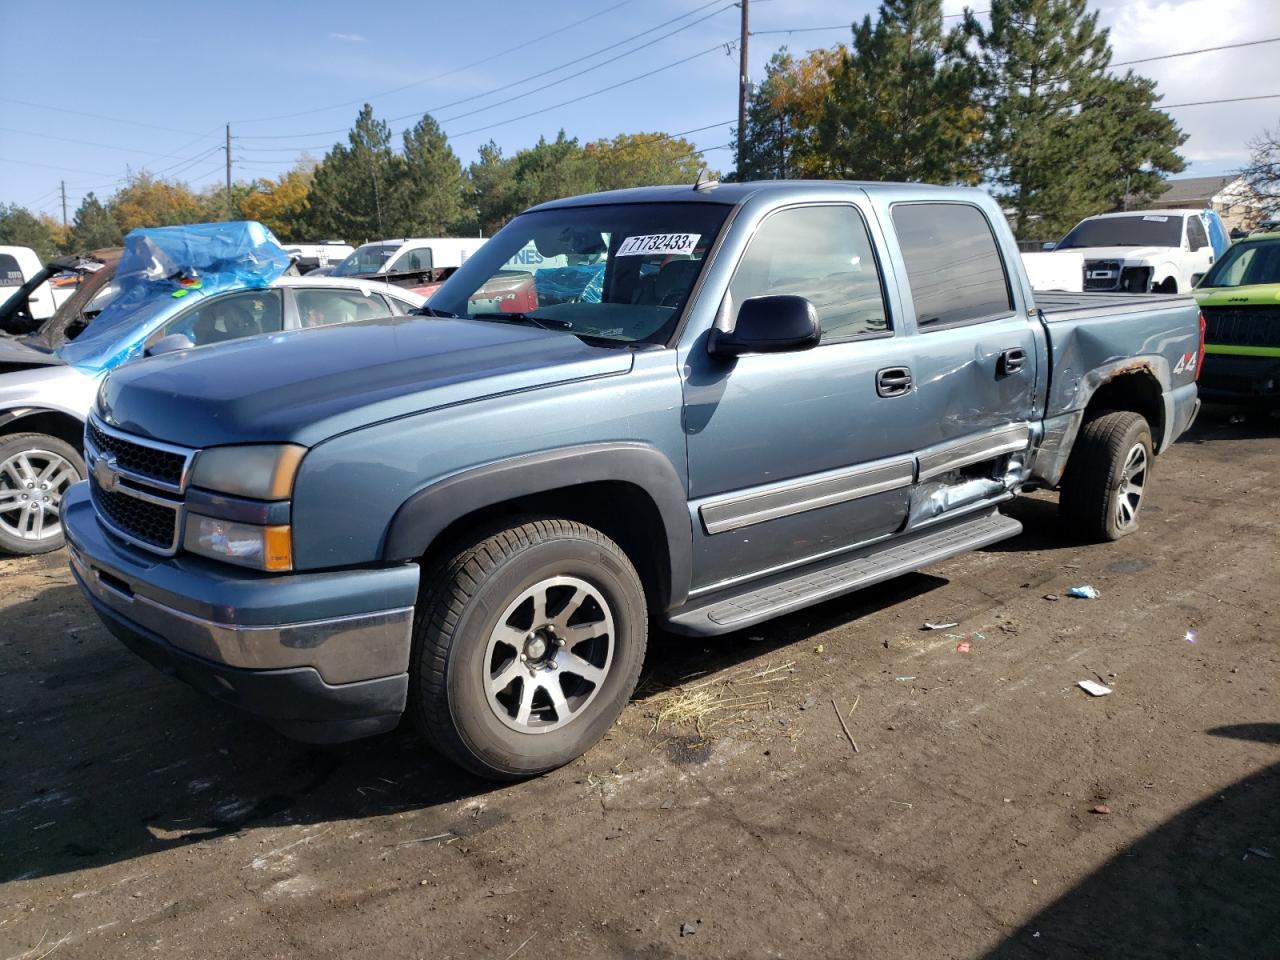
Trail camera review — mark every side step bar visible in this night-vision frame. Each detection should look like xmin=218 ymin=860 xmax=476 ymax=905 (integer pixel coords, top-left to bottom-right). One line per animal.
xmin=666 ymin=508 xmax=1022 ymax=636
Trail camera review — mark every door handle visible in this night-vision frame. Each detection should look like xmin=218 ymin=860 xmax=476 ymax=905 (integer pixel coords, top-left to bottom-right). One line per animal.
xmin=876 ymin=366 xmax=912 ymax=398
xmin=998 ymin=348 xmax=1027 ymax=376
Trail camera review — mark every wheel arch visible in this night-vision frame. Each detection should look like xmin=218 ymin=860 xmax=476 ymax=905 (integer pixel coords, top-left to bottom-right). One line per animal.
xmin=1082 ymin=366 xmax=1166 ymax=445
xmin=383 ymin=444 xmax=692 ymax=612
xmin=0 ymin=407 xmax=86 ymax=453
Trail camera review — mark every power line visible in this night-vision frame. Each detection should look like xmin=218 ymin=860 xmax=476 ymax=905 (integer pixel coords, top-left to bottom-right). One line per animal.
xmin=0 ymin=156 xmax=120 ymax=177
xmin=448 ymin=40 xmax=734 ymax=139
xmin=1163 ymin=93 xmax=1280 ymax=109
xmin=234 ymin=0 xmax=635 ymax=125
xmin=751 ymin=10 xmax=987 ymax=36
xmin=239 ymin=0 xmax=731 ymax=142
xmin=0 ymin=97 xmax=206 ymax=136
xmin=1113 ymin=36 xmax=1280 ymax=67
xmin=0 ymin=126 xmax=218 ymax=161
xmin=437 ymin=3 xmax=735 ymax=127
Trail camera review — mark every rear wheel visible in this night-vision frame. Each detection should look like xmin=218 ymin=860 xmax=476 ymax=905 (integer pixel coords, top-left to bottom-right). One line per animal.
xmin=0 ymin=433 xmax=85 ymax=555
xmin=410 ymin=518 xmax=648 ymax=780
xmin=1059 ymin=411 xmax=1153 ymax=541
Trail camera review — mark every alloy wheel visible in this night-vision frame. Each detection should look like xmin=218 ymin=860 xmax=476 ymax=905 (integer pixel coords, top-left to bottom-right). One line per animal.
xmin=0 ymin=448 xmax=79 ymax=543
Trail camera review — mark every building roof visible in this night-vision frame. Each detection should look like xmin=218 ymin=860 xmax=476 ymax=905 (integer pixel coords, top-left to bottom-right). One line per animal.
xmin=1155 ymin=175 xmax=1239 ymax=205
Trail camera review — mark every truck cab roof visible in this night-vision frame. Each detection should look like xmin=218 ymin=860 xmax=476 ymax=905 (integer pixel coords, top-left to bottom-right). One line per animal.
xmin=527 ymin=180 xmax=995 ymax=212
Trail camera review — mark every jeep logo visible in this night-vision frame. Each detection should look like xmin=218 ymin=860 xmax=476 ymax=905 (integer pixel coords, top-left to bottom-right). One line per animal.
xmin=93 ymin=454 xmax=120 ymax=493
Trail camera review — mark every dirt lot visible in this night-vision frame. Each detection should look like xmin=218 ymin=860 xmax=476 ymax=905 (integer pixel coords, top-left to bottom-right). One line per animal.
xmin=1 ymin=405 xmax=1277 ymax=960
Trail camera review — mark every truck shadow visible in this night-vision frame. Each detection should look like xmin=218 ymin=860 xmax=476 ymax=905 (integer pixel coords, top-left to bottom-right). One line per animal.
xmin=981 ymin=723 xmax=1280 ymax=960
xmin=2 ymin=572 xmax=948 ymax=883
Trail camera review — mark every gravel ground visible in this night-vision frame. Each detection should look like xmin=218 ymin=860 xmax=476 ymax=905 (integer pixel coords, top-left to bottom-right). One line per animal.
xmin=1 ymin=404 xmax=1276 ymax=960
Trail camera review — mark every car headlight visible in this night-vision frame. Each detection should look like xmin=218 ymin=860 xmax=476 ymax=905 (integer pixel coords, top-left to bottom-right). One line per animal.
xmin=189 ymin=444 xmax=306 ymax=500
xmin=184 ymin=513 xmax=293 ymax=571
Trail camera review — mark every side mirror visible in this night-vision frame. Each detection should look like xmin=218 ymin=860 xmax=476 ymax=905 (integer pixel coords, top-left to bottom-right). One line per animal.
xmin=709 ymin=295 xmax=820 ymax=358
xmin=1041 ymin=242 xmax=1057 ymax=251
xmin=146 ymin=333 xmax=195 ymax=357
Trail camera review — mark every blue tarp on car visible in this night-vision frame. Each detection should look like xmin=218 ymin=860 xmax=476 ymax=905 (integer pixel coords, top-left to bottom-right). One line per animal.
xmin=58 ymin=221 xmax=289 ymax=372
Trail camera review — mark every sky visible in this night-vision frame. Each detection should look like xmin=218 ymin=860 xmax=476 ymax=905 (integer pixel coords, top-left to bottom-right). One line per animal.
xmin=0 ymin=0 xmax=1276 ymax=224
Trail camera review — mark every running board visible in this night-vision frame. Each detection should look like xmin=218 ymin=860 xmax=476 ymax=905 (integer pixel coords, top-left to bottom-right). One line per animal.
xmin=666 ymin=509 xmax=1022 ymax=636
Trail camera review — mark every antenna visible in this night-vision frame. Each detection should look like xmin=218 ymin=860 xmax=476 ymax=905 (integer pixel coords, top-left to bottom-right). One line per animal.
xmin=694 ymin=167 xmax=720 ymax=192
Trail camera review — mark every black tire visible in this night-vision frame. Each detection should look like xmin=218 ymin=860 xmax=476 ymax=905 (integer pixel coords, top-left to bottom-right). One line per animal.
xmin=0 ymin=432 xmax=85 ymax=556
xmin=409 ymin=518 xmax=648 ymax=780
xmin=1059 ymin=411 xmax=1153 ymax=542
xmin=1154 ymin=277 xmax=1178 ymax=294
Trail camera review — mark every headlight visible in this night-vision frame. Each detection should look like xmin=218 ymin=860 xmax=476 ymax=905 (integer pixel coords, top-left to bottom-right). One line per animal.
xmin=184 ymin=513 xmax=292 ymax=571
xmin=190 ymin=444 xmax=306 ymax=500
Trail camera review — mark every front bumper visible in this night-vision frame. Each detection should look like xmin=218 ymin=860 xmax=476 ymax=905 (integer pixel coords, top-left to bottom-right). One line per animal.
xmin=1199 ymin=353 xmax=1280 ymax=404
xmin=63 ymin=482 xmax=420 ymax=743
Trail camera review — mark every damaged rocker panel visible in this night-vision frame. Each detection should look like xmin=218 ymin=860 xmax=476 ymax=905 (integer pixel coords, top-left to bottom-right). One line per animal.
xmin=917 ymin=423 xmax=1032 ymax=482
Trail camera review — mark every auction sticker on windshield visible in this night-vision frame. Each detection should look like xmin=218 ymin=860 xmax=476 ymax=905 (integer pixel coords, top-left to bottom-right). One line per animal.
xmin=616 ymin=234 xmax=700 ymax=257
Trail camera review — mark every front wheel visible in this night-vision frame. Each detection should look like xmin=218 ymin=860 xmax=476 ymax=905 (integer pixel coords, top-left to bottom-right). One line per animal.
xmin=409 ymin=518 xmax=648 ymax=780
xmin=0 ymin=433 xmax=86 ymax=555
xmin=1059 ymin=411 xmax=1153 ymax=541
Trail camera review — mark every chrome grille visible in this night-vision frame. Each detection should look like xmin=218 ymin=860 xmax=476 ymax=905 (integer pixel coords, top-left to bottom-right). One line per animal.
xmin=90 ymin=478 xmax=180 ymax=551
xmin=86 ymin=418 xmax=188 ymax=489
xmin=1202 ymin=306 xmax=1280 ymax=349
xmin=84 ymin=414 xmax=195 ymax=555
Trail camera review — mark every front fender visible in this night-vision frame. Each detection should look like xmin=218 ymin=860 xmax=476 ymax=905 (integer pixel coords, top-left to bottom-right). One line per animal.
xmin=382 ymin=442 xmax=693 ymax=608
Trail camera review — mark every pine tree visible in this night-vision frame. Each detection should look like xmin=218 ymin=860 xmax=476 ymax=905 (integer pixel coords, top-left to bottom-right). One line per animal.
xmin=305 ymin=105 xmax=402 ymax=243
xmin=968 ymin=0 xmax=1185 ymax=238
xmin=817 ymin=0 xmax=982 ymax=184
xmin=463 ymin=141 xmax=520 ymax=237
xmin=394 ymin=114 xmax=466 ymax=236
xmin=69 ymin=192 xmax=122 ymax=250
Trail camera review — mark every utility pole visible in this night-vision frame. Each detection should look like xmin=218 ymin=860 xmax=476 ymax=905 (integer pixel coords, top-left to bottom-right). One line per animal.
xmin=225 ymin=123 xmax=232 ymax=217
xmin=60 ymin=180 xmax=67 ymax=228
xmin=737 ymin=0 xmax=749 ymax=166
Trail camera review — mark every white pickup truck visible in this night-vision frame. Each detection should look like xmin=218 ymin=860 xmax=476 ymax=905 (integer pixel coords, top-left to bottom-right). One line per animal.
xmin=1022 ymin=209 xmax=1227 ymax=295
xmin=0 ymin=246 xmax=81 ymax=324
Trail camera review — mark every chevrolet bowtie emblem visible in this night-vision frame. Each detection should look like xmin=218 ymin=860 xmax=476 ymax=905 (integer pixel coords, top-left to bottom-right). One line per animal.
xmin=93 ymin=453 xmax=120 ymax=493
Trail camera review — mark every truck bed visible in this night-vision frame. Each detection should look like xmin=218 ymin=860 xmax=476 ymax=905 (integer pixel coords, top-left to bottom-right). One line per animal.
xmin=1035 ymin=290 xmax=1196 ymax=322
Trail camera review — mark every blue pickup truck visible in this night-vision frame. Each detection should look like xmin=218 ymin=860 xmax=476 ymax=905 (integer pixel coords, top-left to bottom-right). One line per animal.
xmin=63 ymin=181 xmax=1203 ymax=779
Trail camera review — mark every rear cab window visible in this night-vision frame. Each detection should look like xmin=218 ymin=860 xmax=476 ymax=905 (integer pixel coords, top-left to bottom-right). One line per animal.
xmin=891 ymin=202 xmax=1013 ymax=330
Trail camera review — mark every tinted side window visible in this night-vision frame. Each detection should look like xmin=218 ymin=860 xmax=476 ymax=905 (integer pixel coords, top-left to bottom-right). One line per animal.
xmin=389 ymin=247 xmax=432 ymax=272
xmin=891 ymin=203 xmax=1013 ymax=328
xmin=727 ymin=205 xmax=890 ymax=342
xmin=1186 ymin=215 xmax=1207 ymax=251
xmin=157 ymin=289 xmax=283 ymax=346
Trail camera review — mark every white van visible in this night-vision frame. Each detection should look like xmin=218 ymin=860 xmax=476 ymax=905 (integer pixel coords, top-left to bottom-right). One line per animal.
xmin=330 ymin=238 xmax=485 ymax=280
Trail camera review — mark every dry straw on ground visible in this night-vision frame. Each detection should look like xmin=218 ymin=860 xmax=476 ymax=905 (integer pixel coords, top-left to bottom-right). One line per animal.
xmin=644 ymin=660 xmax=796 ymax=736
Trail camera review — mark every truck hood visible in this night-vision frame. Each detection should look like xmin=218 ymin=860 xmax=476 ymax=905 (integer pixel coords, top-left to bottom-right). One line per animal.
xmin=1052 ymin=245 xmax=1173 ymax=263
xmin=1195 ymin=284 xmax=1280 ymax=307
xmin=97 ymin=315 xmax=634 ymax=448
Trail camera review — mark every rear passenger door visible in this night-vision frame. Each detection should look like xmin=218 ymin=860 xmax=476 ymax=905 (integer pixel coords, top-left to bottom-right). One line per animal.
xmin=886 ymin=201 xmax=1039 ymax=522
xmin=683 ymin=202 xmax=924 ymax=593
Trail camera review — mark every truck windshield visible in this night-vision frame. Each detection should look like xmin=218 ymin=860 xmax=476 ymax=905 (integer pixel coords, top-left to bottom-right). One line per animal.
xmin=428 ymin=202 xmax=732 ymax=346
xmin=333 ymin=243 xmax=398 ymax=276
xmin=1198 ymin=240 xmax=1280 ymax=288
xmin=1056 ymin=215 xmax=1183 ymax=250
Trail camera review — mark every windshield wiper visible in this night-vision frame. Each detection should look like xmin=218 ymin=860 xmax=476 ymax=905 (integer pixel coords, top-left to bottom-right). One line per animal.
xmin=470 ymin=312 xmax=574 ymax=331
xmin=415 ymin=305 xmax=461 ymax=318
